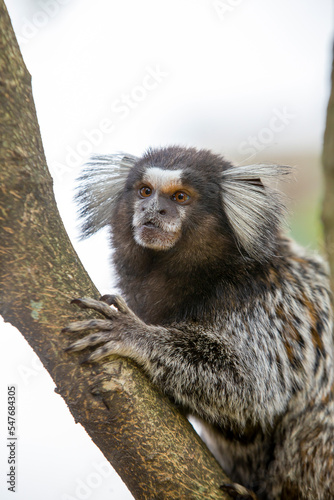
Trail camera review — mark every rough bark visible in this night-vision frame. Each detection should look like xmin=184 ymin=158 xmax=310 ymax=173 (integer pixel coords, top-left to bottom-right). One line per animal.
xmin=322 ymin=43 xmax=334 ymax=293
xmin=0 ymin=2 xmax=231 ymax=498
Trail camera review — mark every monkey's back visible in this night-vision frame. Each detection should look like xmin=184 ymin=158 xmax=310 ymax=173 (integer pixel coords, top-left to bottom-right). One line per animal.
xmin=197 ymin=239 xmax=334 ymax=499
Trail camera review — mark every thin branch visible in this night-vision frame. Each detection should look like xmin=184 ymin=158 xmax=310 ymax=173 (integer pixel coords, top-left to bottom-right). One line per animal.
xmin=322 ymin=42 xmax=334 ymax=293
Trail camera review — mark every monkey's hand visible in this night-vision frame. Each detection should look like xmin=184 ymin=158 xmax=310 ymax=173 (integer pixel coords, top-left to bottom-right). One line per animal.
xmin=63 ymin=295 xmax=149 ymax=363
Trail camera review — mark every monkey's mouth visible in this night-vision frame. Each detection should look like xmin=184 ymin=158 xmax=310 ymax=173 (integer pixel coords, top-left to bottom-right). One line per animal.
xmin=143 ymin=221 xmax=158 ymax=228
xmin=134 ymin=221 xmax=181 ymax=251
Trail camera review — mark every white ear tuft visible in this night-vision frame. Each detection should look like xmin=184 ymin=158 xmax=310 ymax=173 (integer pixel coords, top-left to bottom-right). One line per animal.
xmin=75 ymin=153 xmax=138 ymax=237
xmin=221 ymin=164 xmax=291 ymax=261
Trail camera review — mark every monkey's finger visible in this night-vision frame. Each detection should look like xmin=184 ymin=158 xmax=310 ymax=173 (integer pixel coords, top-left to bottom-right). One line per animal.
xmin=64 ymin=331 xmax=113 ymax=353
xmin=99 ymin=294 xmax=130 ymax=314
xmin=220 ymin=482 xmax=257 ymax=500
xmin=61 ymin=318 xmax=114 ymax=334
xmin=71 ymin=297 xmax=119 ymax=318
xmin=81 ymin=340 xmax=123 ymax=363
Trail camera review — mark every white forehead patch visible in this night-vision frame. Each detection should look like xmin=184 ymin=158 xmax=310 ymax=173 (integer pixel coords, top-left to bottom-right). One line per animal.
xmin=144 ymin=167 xmax=183 ymax=190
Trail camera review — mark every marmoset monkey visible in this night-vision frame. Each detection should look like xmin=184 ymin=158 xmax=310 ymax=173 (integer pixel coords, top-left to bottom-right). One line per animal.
xmin=64 ymin=146 xmax=334 ymax=499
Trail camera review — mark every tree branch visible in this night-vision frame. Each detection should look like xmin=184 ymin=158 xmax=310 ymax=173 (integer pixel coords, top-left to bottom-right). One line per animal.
xmin=0 ymin=1 xmax=231 ymax=498
xmin=322 ymin=42 xmax=334 ymax=293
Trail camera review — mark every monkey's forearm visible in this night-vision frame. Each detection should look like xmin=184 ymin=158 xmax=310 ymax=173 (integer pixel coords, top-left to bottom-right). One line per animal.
xmin=133 ymin=324 xmax=293 ymax=426
xmin=64 ymin=296 xmax=291 ymax=427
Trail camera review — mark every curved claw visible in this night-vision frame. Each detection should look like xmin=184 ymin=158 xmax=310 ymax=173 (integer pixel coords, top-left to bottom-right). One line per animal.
xmin=220 ymin=482 xmax=257 ymax=500
xmin=99 ymin=294 xmax=130 ymax=314
xmin=71 ymin=297 xmax=119 ymax=318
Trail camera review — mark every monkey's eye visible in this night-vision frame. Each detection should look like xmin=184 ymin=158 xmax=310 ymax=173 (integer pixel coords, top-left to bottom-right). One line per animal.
xmin=139 ymin=186 xmax=153 ymax=198
xmin=172 ymin=191 xmax=190 ymax=204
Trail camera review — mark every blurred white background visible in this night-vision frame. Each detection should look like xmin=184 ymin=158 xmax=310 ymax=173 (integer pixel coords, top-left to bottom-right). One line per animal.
xmin=0 ymin=1 xmax=333 ymax=499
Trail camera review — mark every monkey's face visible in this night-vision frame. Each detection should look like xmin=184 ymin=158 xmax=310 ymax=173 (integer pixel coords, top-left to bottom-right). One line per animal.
xmin=131 ymin=167 xmax=197 ymax=251
xmin=77 ymin=146 xmax=288 ymax=263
